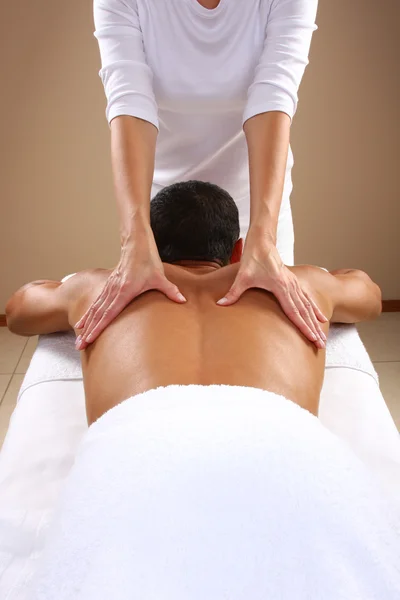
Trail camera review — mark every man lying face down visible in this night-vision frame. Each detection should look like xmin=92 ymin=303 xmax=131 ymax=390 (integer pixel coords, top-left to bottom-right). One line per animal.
xmin=8 ymin=182 xmax=400 ymax=600
xmin=6 ymin=180 xmax=381 ymax=425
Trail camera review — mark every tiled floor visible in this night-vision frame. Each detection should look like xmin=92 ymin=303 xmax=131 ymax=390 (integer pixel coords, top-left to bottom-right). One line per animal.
xmin=0 ymin=314 xmax=399 ymax=449
xmin=0 ymin=332 xmax=39 ymax=448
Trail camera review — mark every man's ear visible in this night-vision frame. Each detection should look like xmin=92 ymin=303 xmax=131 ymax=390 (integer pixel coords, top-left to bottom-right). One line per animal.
xmin=230 ymin=238 xmax=243 ymax=264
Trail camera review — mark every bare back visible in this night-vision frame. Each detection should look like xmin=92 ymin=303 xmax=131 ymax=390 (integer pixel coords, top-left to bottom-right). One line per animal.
xmin=66 ymin=263 xmax=332 ymax=424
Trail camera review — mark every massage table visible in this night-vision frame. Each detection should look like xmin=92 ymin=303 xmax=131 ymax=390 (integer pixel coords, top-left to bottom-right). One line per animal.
xmin=1 ymin=307 xmax=400 ymax=599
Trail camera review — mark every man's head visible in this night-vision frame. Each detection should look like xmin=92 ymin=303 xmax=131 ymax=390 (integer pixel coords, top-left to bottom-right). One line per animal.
xmin=150 ymin=180 xmax=242 ymax=266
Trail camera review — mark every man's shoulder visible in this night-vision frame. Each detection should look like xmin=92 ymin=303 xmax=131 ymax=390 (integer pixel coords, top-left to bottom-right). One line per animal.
xmin=62 ymin=268 xmax=110 ymax=285
xmin=60 ymin=268 xmax=111 ymax=302
xmin=288 ymin=264 xmax=333 ymax=287
xmin=289 ymin=264 xmax=329 ymax=275
xmin=289 ymin=264 xmax=338 ymax=320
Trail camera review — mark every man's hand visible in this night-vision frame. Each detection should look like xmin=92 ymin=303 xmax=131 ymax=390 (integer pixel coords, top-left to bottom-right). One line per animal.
xmin=216 ymin=230 xmax=328 ymax=349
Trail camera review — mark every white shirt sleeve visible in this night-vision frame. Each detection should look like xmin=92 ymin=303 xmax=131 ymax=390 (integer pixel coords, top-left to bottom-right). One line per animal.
xmin=93 ymin=0 xmax=159 ymax=129
xmin=243 ymin=0 xmax=318 ymax=125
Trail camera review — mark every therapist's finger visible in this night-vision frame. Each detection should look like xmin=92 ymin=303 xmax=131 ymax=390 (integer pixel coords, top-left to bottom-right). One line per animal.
xmin=275 ymin=287 xmax=320 ymax=346
xmin=151 ymin=272 xmax=187 ymax=304
xmin=76 ymin=288 xmax=111 ymax=334
xmin=77 ymin=293 xmax=132 ymax=350
xmin=75 ymin=283 xmax=115 ymax=348
xmin=75 ymin=283 xmax=111 ymax=332
xmin=292 ymin=289 xmax=325 ymax=349
xmin=301 ymin=290 xmax=327 ymax=343
xmin=75 ymin=312 xmax=88 ymax=330
xmin=216 ymin=273 xmax=250 ymax=306
xmin=74 ymin=315 xmax=86 ymax=330
xmin=76 ymin=274 xmax=187 ymax=350
xmin=307 ymin=293 xmax=329 ymax=323
xmin=77 ymin=292 xmax=114 ymax=349
xmin=76 ymin=284 xmax=118 ymax=349
xmin=75 ymin=291 xmax=107 ymax=329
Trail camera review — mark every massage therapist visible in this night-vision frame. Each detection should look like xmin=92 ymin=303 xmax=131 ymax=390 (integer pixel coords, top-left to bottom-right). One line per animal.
xmin=75 ymin=0 xmax=327 ymax=350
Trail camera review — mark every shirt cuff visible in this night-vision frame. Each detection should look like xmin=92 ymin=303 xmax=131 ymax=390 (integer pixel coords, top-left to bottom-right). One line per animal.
xmin=243 ymin=100 xmax=295 ymax=127
xmin=107 ymin=104 xmax=159 ymax=131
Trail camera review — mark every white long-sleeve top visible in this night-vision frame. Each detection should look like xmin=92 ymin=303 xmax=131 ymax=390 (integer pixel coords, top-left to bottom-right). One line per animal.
xmin=93 ymin=0 xmax=318 ymax=237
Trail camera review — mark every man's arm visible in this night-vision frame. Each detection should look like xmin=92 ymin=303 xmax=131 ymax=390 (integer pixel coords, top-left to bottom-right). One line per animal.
xmin=290 ymin=266 xmax=382 ymax=324
xmin=328 ymin=268 xmax=382 ymax=324
xmin=6 ymin=280 xmax=73 ymax=336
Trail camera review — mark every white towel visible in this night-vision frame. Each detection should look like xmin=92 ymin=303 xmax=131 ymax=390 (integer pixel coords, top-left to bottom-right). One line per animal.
xmin=30 ymin=385 xmax=400 ymax=600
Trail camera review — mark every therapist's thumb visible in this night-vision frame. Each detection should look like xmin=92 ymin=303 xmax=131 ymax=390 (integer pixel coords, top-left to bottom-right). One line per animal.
xmin=216 ymin=282 xmax=246 ymax=307
xmin=155 ymin=275 xmax=187 ymax=304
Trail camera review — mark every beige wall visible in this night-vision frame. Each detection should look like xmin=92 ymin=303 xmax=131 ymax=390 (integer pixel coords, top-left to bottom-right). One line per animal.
xmin=1 ymin=0 xmax=399 ymax=312
xmin=291 ymin=0 xmax=400 ymax=297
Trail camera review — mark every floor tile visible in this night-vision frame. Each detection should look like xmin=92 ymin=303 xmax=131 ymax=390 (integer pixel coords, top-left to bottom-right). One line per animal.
xmin=0 ymin=374 xmax=24 ymax=450
xmin=0 ymin=329 xmax=27 ymax=374
xmin=357 ymin=313 xmax=400 ymax=362
xmin=15 ymin=336 xmax=38 ymax=374
xmin=0 ymin=374 xmax=12 ymax=402
xmin=374 ymin=361 xmax=400 ymax=430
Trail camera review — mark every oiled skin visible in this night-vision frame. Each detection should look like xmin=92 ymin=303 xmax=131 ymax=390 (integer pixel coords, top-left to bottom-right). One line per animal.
xmin=66 ymin=263 xmax=332 ymax=425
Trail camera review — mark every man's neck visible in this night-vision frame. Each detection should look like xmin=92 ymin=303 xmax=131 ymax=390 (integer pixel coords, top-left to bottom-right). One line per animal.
xmin=171 ymin=259 xmax=223 ymax=271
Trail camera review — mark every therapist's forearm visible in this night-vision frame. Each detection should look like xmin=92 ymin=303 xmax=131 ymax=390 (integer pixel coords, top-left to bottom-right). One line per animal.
xmin=110 ymin=115 xmax=158 ymax=244
xmin=244 ymin=111 xmax=291 ymax=245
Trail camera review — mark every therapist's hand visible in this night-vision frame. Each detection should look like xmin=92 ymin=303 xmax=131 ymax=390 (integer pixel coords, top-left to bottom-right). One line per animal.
xmin=74 ymin=224 xmax=187 ymax=350
xmin=216 ymin=228 xmax=328 ymax=349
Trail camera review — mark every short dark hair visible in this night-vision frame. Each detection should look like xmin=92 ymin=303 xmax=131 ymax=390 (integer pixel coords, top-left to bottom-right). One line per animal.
xmin=150 ymin=180 xmax=240 ymax=266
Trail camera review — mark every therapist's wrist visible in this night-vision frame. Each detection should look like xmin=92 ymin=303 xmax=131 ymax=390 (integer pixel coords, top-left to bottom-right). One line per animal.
xmin=120 ymin=211 xmax=152 ymax=248
xmin=247 ymin=221 xmax=277 ymax=247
